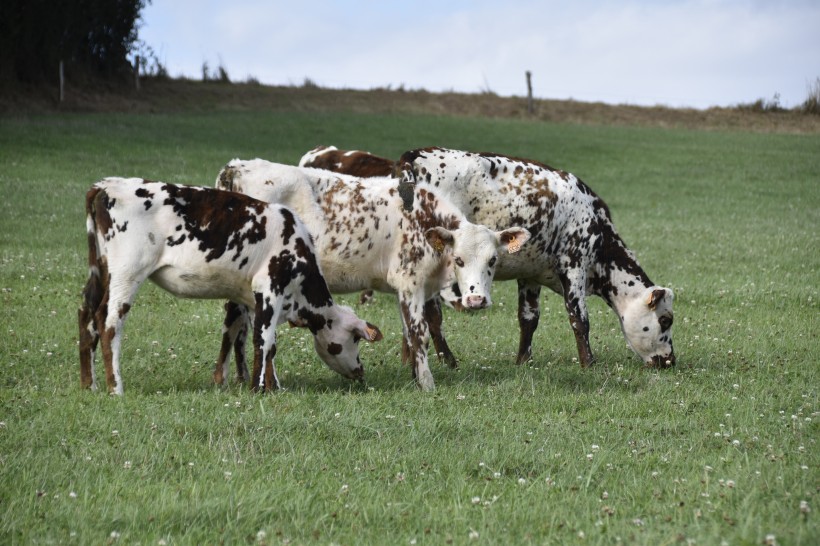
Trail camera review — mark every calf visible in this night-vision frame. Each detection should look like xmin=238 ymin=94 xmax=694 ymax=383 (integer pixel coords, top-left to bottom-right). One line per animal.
xmin=396 ymin=147 xmax=676 ymax=368
xmin=299 ymin=145 xmax=395 ymax=178
xmin=78 ymin=178 xmax=382 ymax=395
xmin=216 ymin=159 xmax=530 ymax=390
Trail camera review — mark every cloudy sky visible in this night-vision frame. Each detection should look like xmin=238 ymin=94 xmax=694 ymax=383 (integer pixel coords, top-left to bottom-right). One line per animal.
xmin=138 ymin=0 xmax=820 ymax=110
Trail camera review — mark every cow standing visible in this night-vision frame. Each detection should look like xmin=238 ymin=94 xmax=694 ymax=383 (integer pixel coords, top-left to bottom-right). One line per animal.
xmin=396 ymin=147 xmax=675 ymax=368
xmin=216 ymin=160 xmax=530 ymax=390
xmin=78 ymin=178 xmax=382 ymax=395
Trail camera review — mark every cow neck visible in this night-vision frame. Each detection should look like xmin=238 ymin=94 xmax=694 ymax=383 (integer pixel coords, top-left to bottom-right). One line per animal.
xmin=412 ymin=186 xmax=462 ymax=231
xmin=589 ymin=216 xmax=653 ymax=316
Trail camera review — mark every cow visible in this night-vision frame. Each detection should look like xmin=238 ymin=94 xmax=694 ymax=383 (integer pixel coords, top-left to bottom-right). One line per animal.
xmin=216 ymin=159 xmax=531 ymax=390
xmin=78 ymin=178 xmax=383 ymax=395
xmin=396 ymin=147 xmax=676 ymax=369
xmin=299 ymin=145 xmax=397 ymax=305
xmin=299 ymin=145 xmax=395 ymax=178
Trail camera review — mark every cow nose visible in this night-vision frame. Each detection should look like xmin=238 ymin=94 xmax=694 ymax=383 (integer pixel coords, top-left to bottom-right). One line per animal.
xmin=350 ymin=366 xmax=365 ymax=380
xmin=465 ymin=295 xmax=488 ymax=309
xmin=650 ymin=353 xmax=676 ymax=368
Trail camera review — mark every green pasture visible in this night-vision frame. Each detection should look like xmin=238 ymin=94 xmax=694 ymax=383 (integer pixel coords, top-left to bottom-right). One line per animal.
xmin=0 ymin=109 xmax=817 ymax=545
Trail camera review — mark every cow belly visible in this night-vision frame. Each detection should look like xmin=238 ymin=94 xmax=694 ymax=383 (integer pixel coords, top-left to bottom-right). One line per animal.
xmin=150 ymin=265 xmax=251 ymax=304
xmin=495 ymin=257 xmax=562 ymax=293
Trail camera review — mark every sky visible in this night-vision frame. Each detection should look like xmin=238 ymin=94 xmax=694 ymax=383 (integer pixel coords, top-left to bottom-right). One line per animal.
xmin=137 ymin=0 xmax=820 ymax=110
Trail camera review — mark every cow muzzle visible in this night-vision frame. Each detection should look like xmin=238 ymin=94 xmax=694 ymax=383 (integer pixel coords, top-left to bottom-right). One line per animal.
xmin=647 ymin=353 xmax=676 ymax=368
xmin=464 ymin=295 xmax=489 ymax=310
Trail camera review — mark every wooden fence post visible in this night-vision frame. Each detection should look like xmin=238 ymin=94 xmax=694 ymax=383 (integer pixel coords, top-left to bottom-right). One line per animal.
xmin=526 ymin=71 xmax=533 ymax=115
xmin=59 ymin=60 xmax=65 ymax=103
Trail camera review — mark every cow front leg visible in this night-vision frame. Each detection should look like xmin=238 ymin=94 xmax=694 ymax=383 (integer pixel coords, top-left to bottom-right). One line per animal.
xmin=516 ymin=280 xmax=542 ymax=365
xmin=214 ymin=301 xmax=250 ymax=386
xmin=559 ymin=273 xmax=595 ymax=367
xmin=399 ymin=294 xmax=434 ymax=391
xmin=424 ymin=297 xmax=457 ymax=368
xmin=251 ymin=292 xmax=279 ymax=393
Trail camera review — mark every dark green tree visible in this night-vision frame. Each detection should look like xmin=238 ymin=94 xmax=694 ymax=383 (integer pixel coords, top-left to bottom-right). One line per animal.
xmin=0 ymin=0 xmax=149 ymax=84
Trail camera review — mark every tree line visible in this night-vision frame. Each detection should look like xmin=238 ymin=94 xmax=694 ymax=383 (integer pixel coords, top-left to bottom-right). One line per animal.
xmin=0 ymin=0 xmax=148 ymax=85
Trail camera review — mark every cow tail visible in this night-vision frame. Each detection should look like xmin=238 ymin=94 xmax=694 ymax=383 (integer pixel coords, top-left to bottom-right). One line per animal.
xmin=82 ymin=187 xmax=105 ymax=312
xmin=79 ymin=185 xmax=107 ymax=388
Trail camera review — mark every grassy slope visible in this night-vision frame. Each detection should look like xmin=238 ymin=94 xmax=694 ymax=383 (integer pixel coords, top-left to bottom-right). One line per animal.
xmin=0 ymin=107 xmax=817 ymax=545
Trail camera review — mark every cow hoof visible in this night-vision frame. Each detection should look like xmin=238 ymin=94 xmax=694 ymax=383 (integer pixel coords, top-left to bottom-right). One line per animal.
xmin=417 ymin=371 xmax=435 ymax=392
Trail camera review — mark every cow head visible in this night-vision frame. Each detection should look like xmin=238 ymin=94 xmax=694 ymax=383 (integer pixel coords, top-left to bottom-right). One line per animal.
xmin=426 ymin=224 xmax=531 ymax=310
xmin=308 ymin=305 xmax=383 ymax=380
xmin=620 ymin=287 xmax=676 ymax=368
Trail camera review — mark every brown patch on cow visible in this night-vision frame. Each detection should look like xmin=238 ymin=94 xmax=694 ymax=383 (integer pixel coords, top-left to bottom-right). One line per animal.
xmin=280 ymin=207 xmax=296 ymax=245
xmin=327 ymin=342 xmax=343 ymax=355
xmin=160 ymin=184 xmax=267 ymax=263
xmin=303 ymin=148 xmax=395 ymax=178
xmin=216 ymin=165 xmax=238 ymax=192
xmin=296 ymin=307 xmax=327 ymax=334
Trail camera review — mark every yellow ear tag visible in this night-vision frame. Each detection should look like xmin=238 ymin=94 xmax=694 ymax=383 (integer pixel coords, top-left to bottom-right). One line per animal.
xmin=433 ymin=240 xmax=445 ymax=253
xmin=365 ymin=326 xmax=379 ymax=341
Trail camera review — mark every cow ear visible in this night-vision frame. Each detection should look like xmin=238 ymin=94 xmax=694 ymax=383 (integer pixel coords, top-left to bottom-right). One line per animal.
xmin=498 ymin=227 xmax=531 ymax=254
xmin=425 ymin=227 xmax=455 ymax=254
xmin=646 ymin=288 xmax=668 ymax=310
xmin=357 ymin=321 xmax=384 ymax=342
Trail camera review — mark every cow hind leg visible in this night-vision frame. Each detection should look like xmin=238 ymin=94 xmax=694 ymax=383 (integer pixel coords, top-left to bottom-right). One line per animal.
xmin=78 ymin=272 xmax=104 ymax=390
xmin=516 ymin=280 xmax=542 ymax=365
xmin=99 ymin=278 xmax=143 ymax=395
xmin=214 ymin=301 xmax=250 ymax=386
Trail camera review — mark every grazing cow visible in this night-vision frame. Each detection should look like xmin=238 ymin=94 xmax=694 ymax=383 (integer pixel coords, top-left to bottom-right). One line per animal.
xmin=78 ymin=178 xmax=382 ymax=395
xmin=396 ymin=147 xmax=676 ymax=369
xmin=216 ymin=159 xmax=531 ymax=390
xmin=299 ymin=145 xmax=395 ymax=178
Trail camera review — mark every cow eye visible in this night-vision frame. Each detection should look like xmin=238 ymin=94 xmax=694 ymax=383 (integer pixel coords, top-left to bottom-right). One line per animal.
xmin=454 ymin=257 xmax=465 ymax=267
xmin=488 ymin=256 xmax=497 ymax=267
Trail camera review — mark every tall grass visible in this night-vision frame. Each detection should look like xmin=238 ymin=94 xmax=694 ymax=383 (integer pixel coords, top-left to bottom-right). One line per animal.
xmin=0 ymin=111 xmax=818 ymax=545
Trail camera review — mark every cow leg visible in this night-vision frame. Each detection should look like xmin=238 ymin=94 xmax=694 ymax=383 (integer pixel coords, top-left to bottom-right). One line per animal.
xmin=399 ymin=294 xmax=434 ymax=391
xmin=516 ymin=280 xmax=542 ymax=365
xmin=424 ymin=297 xmax=457 ymax=368
xmin=214 ymin=301 xmax=250 ymax=386
xmin=251 ymin=292 xmax=279 ymax=393
xmin=78 ymin=270 xmax=105 ymax=390
xmin=98 ymin=276 xmax=142 ymax=395
xmin=233 ymin=308 xmax=250 ymax=383
xmin=559 ymin=272 xmax=595 ymax=367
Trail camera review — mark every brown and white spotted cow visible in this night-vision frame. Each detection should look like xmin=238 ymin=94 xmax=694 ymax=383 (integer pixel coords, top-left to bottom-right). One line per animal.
xmin=78 ymin=178 xmax=382 ymax=395
xmin=216 ymin=159 xmax=531 ymax=390
xmin=299 ymin=145 xmax=397 ymax=305
xmin=299 ymin=145 xmax=395 ymax=178
xmin=396 ymin=147 xmax=676 ymax=369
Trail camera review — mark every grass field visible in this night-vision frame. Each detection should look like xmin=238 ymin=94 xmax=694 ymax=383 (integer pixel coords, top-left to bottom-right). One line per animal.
xmin=0 ymin=102 xmax=818 ymax=545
